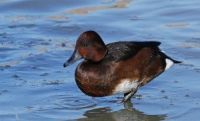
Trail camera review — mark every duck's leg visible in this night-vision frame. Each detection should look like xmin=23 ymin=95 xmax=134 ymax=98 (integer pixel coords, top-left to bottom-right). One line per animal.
xmin=122 ymin=89 xmax=137 ymax=102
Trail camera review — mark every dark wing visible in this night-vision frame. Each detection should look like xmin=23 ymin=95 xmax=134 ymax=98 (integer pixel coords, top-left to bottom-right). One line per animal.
xmin=105 ymin=41 xmax=161 ymax=62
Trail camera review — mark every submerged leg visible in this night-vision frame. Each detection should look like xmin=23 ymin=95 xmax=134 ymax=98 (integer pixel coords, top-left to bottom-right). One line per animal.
xmin=123 ymin=100 xmax=133 ymax=110
xmin=122 ymin=89 xmax=137 ymax=102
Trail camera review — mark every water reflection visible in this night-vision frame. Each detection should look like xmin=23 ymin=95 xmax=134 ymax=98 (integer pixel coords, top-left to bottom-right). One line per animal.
xmin=77 ymin=102 xmax=166 ymax=121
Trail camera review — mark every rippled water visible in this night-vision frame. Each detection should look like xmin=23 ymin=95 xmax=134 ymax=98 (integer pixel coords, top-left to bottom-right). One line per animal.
xmin=0 ymin=0 xmax=200 ymax=121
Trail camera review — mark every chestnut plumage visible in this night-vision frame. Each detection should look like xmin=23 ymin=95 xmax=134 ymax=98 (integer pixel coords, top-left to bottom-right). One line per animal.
xmin=64 ymin=30 xmax=181 ymax=102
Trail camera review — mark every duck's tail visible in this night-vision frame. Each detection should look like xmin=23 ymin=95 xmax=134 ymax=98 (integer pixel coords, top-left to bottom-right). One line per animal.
xmin=159 ymin=51 xmax=181 ymax=70
xmin=171 ymin=59 xmax=182 ymax=64
xmin=164 ymin=53 xmax=181 ymax=64
xmin=159 ymin=51 xmax=182 ymax=64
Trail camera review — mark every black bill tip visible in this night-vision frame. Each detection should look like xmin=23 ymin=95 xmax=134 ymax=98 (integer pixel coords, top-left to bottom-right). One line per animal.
xmin=63 ymin=63 xmax=67 ymax=68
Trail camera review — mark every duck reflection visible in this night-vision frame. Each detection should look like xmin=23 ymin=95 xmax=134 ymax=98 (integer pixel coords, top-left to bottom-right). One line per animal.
xmin=77 ymin=101 xmax=166 ymax=121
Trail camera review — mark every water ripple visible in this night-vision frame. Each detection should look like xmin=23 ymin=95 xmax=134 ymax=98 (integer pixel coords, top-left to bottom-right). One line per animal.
xmin=54 ymin=95 xmax=97 ymax=110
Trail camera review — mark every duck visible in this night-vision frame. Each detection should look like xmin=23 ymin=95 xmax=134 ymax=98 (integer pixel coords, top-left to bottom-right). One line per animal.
xmin=63 ymin=30 xmax=181 ymax=102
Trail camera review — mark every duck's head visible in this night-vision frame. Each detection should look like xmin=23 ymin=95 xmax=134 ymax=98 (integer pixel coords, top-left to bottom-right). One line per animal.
xmin=64 ymin=31 xmax=107 ymax=67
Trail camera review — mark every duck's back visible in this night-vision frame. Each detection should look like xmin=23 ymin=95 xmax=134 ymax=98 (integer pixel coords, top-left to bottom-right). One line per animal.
xmin=105 ymin=41 xmax=161 ymax=62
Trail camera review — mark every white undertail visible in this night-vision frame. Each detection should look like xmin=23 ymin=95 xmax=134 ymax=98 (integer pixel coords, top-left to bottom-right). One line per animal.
xmin=165 ymin=58 xmax=174 ymax=70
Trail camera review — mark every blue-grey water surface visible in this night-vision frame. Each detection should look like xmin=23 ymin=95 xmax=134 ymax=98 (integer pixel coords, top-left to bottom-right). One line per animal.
xmin=0 ymin=0 xmax=200 ymax=121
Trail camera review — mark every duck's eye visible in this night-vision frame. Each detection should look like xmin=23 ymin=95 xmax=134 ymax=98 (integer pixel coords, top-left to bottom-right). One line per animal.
xmin=82 ymin=41 xmax=88 ymax=47
xmin=83 ymin=43 xmax=87 ymax=47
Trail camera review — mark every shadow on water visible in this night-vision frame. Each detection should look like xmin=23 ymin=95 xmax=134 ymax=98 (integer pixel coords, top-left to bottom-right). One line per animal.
xmin=77 ymin=102 xmax=166 ymax=121
xmin=77 ymin=103 xmax=166 ymax=121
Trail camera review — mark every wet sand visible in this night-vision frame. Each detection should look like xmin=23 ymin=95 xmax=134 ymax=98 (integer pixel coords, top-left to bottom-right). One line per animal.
xmin=0 ymin=0 xmax=200 ymax=121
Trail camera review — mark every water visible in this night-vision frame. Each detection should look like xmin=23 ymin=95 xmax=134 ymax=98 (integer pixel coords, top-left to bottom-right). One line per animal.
xmin=0 ymin=0 xmax=200 ymax=121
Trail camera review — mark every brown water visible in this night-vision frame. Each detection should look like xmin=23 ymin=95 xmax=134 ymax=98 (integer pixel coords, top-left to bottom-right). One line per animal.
xmin=0 ymin=0 xmax=200 ymax=121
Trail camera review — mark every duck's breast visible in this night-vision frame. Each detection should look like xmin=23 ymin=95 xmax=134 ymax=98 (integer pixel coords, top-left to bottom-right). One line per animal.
xmin=75 ymin=61 xmax=116 ymax=97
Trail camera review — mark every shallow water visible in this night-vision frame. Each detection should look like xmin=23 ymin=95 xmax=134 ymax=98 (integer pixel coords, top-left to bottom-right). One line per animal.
xmin=0 ymin=0 xmax=200 ymax=121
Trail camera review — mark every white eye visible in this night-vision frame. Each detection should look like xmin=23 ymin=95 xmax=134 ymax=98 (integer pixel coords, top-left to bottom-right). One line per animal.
xmin=82 ymin=40 xmax=88 ymax=47
xmin=83 ymin=43 xmax=88 ymax=47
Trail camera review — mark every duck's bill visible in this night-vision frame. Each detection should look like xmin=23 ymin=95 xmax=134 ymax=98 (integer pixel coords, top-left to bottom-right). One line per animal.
xmin=63 ymin=50 xmax=82 ymax=67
